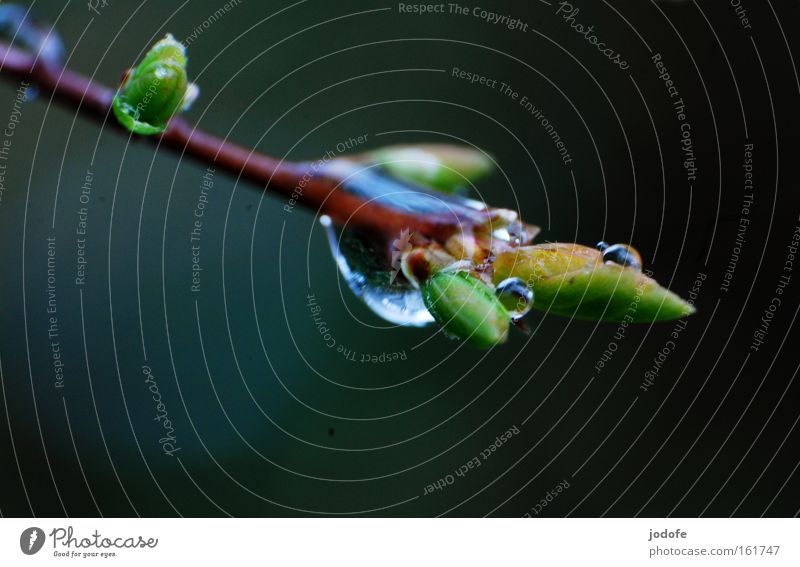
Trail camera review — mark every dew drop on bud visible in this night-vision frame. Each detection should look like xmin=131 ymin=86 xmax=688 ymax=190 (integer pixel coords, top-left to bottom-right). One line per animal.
xmin=602 ymin=243 xmax=642 ymax=271
xmin=495 ymin=277 xmax=534 ymax=320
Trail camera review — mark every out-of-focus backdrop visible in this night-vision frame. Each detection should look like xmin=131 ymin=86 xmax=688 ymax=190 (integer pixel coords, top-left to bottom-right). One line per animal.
xmin=1 ymin=0 xmax=799 ymax=517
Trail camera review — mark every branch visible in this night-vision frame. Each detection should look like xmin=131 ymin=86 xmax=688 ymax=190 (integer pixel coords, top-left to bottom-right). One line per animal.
xmin=0 ymin=28 xmax=696 ymax=347
xmin=0 ymin=39 xmax=489 ymax=242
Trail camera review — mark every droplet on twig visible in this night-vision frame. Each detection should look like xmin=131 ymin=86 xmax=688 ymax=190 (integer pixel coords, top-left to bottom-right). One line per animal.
xmin=320 ymin=215 xmax=434 ymax=327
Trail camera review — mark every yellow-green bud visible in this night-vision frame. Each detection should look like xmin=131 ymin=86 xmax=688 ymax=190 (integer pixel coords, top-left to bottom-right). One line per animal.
xmin=492 ymin=243 xmax=695 ymax=322
xmin=112 ymin=34 xmax=198 ymax=135
xmin=422 ymin=271 xmax=510 ymax=348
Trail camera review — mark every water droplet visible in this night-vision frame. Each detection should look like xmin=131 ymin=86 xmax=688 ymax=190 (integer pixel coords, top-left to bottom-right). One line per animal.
xmin=328 ymin=159 xmax=487 ymax=217
xmin=602 ymin=243 xmax=642 ymax=270
xmin=320 ymin=215 xmax=434 ymax=327
xmin=479 ymin=214 xmax=539 ymax=248
xmin=495 ymin=277 xmax=534 ymax=320
xmin=507 ymin=220 xmax=524 ymax=247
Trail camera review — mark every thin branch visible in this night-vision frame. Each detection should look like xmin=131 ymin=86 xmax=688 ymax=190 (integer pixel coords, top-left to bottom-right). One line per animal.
xmin=0 ymin=39 xmax=489 ymax=241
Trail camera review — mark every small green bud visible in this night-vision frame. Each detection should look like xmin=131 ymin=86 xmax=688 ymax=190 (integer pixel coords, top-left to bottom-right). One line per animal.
xmin=356 ymin=144 xmax=494 ymax=194
xmin=492 ymin=243 xmax=695 ymax=322
xmin=422 ymin=271 xmax=510 ymax=348
xmin=112 ymin=34 xmax=198 ymax=135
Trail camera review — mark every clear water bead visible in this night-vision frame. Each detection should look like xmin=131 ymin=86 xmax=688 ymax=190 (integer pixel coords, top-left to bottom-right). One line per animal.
xmin=507 ymin=220 xmax=524 ymax=247
xmin=320 ymin=215 xmax=434 ymax=327
xmin=495 ymin=277 xmax=534 ymax=320
xmin=601 ymin=243 xmax=642 ymax=271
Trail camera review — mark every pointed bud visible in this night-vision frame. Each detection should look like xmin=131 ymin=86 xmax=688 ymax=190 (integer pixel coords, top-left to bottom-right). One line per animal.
xmin=492 ymin=243 xmax=695 ymax=322
xmin=112 ymin=34 xmax=198 ymax=135
xmin=422 ymin=271 xmax=510 ymax=348
xmin=356 ymin=144 xmax=494 ymax=194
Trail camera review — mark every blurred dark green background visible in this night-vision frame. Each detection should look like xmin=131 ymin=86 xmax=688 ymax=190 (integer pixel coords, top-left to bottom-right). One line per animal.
xmin=1 ymin=0 xmax=799 ymax=517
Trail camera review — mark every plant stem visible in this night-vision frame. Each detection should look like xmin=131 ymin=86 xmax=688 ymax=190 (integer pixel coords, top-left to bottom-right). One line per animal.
xmin=0 ymin=40 xmax=488 ymax=241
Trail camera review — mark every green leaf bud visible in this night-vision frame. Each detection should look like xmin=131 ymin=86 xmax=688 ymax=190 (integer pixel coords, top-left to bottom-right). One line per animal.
xmin=492 ymin=243 xmax=695 ymax=322
xmin=112 ymin=34 xmax=198 ymax=135
xmin=422 ymin=271 xmax=510 ymax=348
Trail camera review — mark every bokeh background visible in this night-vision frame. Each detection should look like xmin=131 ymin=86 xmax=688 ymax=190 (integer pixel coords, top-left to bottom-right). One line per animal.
xmin=1 ymin=0 xmax=799 ymax=517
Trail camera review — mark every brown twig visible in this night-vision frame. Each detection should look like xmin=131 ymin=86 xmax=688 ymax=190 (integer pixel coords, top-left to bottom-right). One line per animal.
xmin=0 ymin=40 xmax=490 ymax=242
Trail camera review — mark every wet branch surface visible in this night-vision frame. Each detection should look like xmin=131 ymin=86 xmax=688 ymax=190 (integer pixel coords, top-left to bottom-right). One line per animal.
xmin=0 ymin=39 xmax=489 ymax=242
